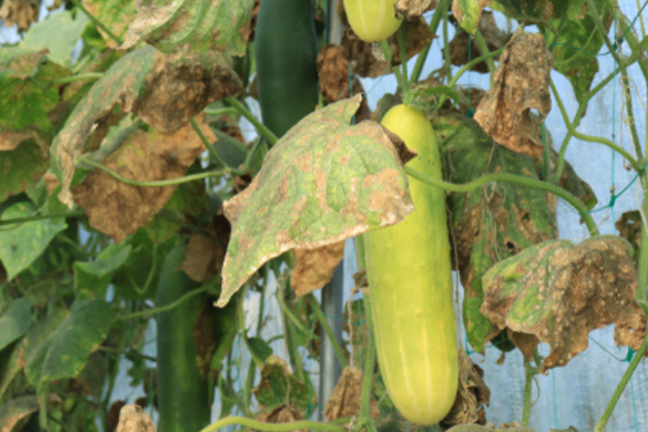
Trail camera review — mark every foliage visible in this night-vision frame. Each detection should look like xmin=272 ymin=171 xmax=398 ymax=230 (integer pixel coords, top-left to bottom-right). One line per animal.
xmin=0 ymin=1 xmax=647 ymax=432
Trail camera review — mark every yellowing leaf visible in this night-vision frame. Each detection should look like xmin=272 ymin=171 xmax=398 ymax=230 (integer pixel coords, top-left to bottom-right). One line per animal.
xmin=218 ymin=95 xmax=414 ymax=307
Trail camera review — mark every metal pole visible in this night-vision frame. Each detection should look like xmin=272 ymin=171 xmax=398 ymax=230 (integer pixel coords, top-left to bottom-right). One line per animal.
xmin=319 ymin=1 xmax=345 ymax=418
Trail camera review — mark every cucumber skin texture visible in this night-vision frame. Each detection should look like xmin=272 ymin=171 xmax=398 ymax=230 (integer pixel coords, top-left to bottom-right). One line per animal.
xmin=156 ymin=246 xmax=210 ymax=432
xmin=344 ymin=0 xmax=402 ymax=42
xmin=365 ymin=105 xmax=458 ymax=425
xmin=255 ymin=0 xmax=319 ymax=138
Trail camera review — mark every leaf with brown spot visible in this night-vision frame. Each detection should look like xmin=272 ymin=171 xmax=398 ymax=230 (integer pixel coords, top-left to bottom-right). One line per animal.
xmin=449 ymin=11 xmax=505 ymax=73
xmin=0 ymin=0 xmax=39 ymax=31
xmin=292 ymin=241 xmax=345 ymax=298
xmin=452 ymin=0 xmax=493 ymax=35
xmin=436 ymin=113 xmax=557 ymax=353
xmin=481 ymin=235 xmax=640 ymax=372
xmin=474 ymin=30 xmax=553 ymax=159
xmin=323 ymin=366 xmax=379 ymax=421
xmin=84 ymin=0 xmax=137 ymax=49
xmin=218 ymin=96 xmax=414 ymax=307
xmin=180 ymin=215 xmax=231 ymax=282
xmin=121 ymin=0 xmax=255 ymax=57
xmin=340 ymin=16 xmax=434 ymax=78
xmin=256 ymin=405 xmax=307 ymax=432
xmin=616 ymin=211 xmax=642 ymax=264
xmin=72 ymin=120 xmax=213 ymax=243
xmin=441 ymin=349 xmax=491 ymax=428
xmin=395 ymin=0 xmax=438 ymax=20
xmin=115 ymin=405 xmax=157 ymax=432
xmin=52 ymin=45 xmax=242 ymax=207
xmin=0 ymin=395 xmax=39 ymax=432
xmin=252 ymin=355 xmax=316 ymax=415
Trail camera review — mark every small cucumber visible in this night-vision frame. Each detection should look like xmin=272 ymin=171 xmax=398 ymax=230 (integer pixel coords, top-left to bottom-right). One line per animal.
xmin=365 ymin=105 xmax=458 ymax=425
xmin=344 ymin=0 xmax=402 ymax=42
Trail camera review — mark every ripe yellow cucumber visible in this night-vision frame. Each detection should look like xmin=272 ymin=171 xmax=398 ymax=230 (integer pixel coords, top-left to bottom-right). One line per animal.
xmin=364 ymin=105 xmax=458 ymax=425
xmin=344 ymin=0 xmax=402 ymax=42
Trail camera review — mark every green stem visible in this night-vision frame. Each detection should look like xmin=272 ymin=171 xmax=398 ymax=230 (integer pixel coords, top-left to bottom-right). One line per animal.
xmin=204 ymin=107 xmax=241 ymax=117
xmin=620 ymin=67 xmax=645 ymax=162
xmin=51 ymin=72 xmax=104 ymax=85
xmin=0 ymin=210 xmax=85 ymax=227
xmin=400 ymin=23 xmax=409 ymax=95
xmin=279 ymin=299 xmax=318 ymax=340
xmin=78 ymin=157 xmax=226 ymax=187
xmin=225 ymin=97 xmax=278 ymax=146
xmin=69 ymin=0 xmax=123 ymax=45
xmin=594 ymin=304 xmax=648 ymax=432
xmin=198 ymin=416 xmax=347 ymax=432
xmin=637 ymin=196 xmax=648 ymax=303
xmin=307 ymin=294 xmax=349 ymax=368
xmin=473 ymin=30 xmax=496 ymax=85
xmin=404 ymin=166 xmax=599 ymax=235
xmin=549 ymin=80 xmax=642 ymax=173
xmin=190 ymin=117 xmax=228 ymax=169
xmin=237 ymin=284 xmax=254 ymax=418
xmin=118 ymin=286 xmax=209 ymax=320
xmin=410 ymin=0 xmax=446 ymax=83
xmin=357 ymin=292 xmax=377 ymax=430
xmin=521 ymin=357 xmax=538 ymax=426
xmin=97 ymin=346 xmax=157 ymax=362
xmin=277 ymin=278 xmax=305 ymax=381
xmin=443 ymin=10 xmax=452 ymax=84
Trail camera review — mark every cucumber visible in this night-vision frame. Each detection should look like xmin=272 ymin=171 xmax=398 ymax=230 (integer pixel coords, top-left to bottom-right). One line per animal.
xmin=364 ymin=105 xmax=458 ymax=425
xmin=255 ymin=0 xmax=319 ymax=138
xmin=344 ymin=0 xmax=402 ymax=42
xmin=156 ymin=246 xmax=210 ymax=432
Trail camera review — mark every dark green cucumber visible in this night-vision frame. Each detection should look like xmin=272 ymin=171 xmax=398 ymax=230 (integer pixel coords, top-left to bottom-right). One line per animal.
xmin=255 ymin=0 xmax=319 ymax=138
xmin=156 ymin=246 xmax=210 ymax=432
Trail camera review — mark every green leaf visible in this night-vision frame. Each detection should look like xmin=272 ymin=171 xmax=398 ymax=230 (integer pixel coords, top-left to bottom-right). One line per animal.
xmin=0 ymin=298 xmax=32 ymax=352
xmin=21 ymin=10 xmax=90 ymax=67
xmin=51 ymin=45 xmax=242 ymax=207
xmin=0 ymin=140 xmax=50 ymax=204
xmin=122 ymin=0 xmax=255 ymax=56
xmin=246 ymin=336 xmax=273 ymax=364
xmin=40 ymin=299 xmax=115 ymax=383
xmin=490 ymin=0 xmax=554 ymax=23
xmin=83 ymin=0 xmax=137 ymax=48
xmin=0 ymin=202 xmax=67 ymax=280
xmin=211 ymin=129 xmax=247 ymax=169
xmin=435 ymin=114 xmax=557 ymax=353
xmin=252 ymin=355 xmax=315 ymax=414
xmin=0 ymin=308 xmax=68 ymax=399
xmin=0 ymin=395 xmax=39 ymax=432
xmin=74 ymin=243 xmax=132 ymax=299
xmin=218 ymin=95 xmax=414 ymax=307
xmin=452 ymin=0 xmax=492 ymax=34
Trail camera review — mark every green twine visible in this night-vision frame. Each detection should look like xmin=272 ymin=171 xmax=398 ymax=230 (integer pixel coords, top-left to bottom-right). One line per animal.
xmin=552 ymin=370 xmax=559 ymax=428
xmin=584 ymin=160 xmax=648 ymax=215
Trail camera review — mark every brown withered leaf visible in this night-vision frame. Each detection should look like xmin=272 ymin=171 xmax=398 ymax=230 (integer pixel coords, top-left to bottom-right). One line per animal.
xmin=292 ymin=241 xmax=345 ymax=298
xmin=482 ymin=235 xmax=640 ymax=372
xmin=441 ymin=349 xmax=490 ymax=428
xmin=115 ymin=405 xmax=157 ymax=432
xmin=616 ymin=211 xmax=642 ymax=263
xmin=106 ymin=400 xmax=126 ymax=432
xmin=218 ymin=96 xmax=415 ymax=307
xmin=180 ymin=215 xmax=231 ymax=282
xmin=53 ymin=45 xmax=242 ymax=207
xmin=0 ymin=0 xmax=39 ymax=31
xmin=340 ymin=16 xmax=434 ymax=78
xmin=474 ymin=30 xmax=553 ymax=159
xmin=73 ymin=120 xmax=212 ymax=243
xmin=395 ymin=0 xmax=438 ymax=20
xmin=317 ymin=45 xmax=369 ymax=122
xmin=256 ymin=405 xmax=307 ymax=432
xmin=449 ymin=11 xmax=505 ymax=73
xmin=614 ymin=305 xmax=647 ymax=354
xmin=323 ymin=366 xmax=380 ymax=421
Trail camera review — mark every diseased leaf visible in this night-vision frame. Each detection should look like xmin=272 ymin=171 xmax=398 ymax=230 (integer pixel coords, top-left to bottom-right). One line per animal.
xmin=256 ymin=405 xmax=307 ymax=432
xmin=0 ymin=298 xmax=32 ymax=352
xmin=440 ymin=349 xmax=490 ymax=428
xmin=616 ymin=210 xmax=642 ymax=263
xmin=490 ymin=0 xmax=554 ymax=23
xmin=0 ymin=0 xmax=39 ymax=31
xmin=0 ymin=202 xmax=67 ymax=280
xmin=247 ymin=336 xmax=273 ymax=365
xmin=84 ymin=0 xmax=137 ymax=48
xmin=180 ymin=215 xmax=230 ymax=282
xmin=210 ymin=129 xmax=248 ymax=169
xmin=218 ymin=96 xmax=414 ymax=307
xmin=121 ymin=0 xmax=255 ymax=57
xmin=615 ymin=306 xmax=647 ymax=354
xmin=52 ymin=45 xmax=242 ymax=207
xmin=292 ymin=241 xmax=345 ymax=298
xmin=252 ymin=355 xmax=315 ymax=415
xmin=435 ymin=114 xmax=557 ymax=353
xmin=0 ymin=309 xmax=68 ymax=400
xmin=323 ymin=366 xmax=370 ymax=420
xmin=482 ymin=235 xmax=640 ymax=372
xmin=449 ymin=11 xmax=505 ymax=73
xmin=0 ymin=395 xmax=39 ymax=432
xmin=74 ymin=243 xmax=132 ymax=298
xmin=452 ymin=0 xmax=492 ymax=35
xmin=115 ymin=405 xmax=157 ymax=432
xmin=474 ymin=30 xmax=553 ymax=159
xmin=72 ymin=120 xmax=214 ymax=243
xmin=40 ymin=299 xmax=115 ymax=383
xmin=21 ymin=10 xmax=90 ymax=66
xmin=0 ymin=140 xmax=50 ymax=204
xmin=395 ymin=0 xmax=438 ymax=20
